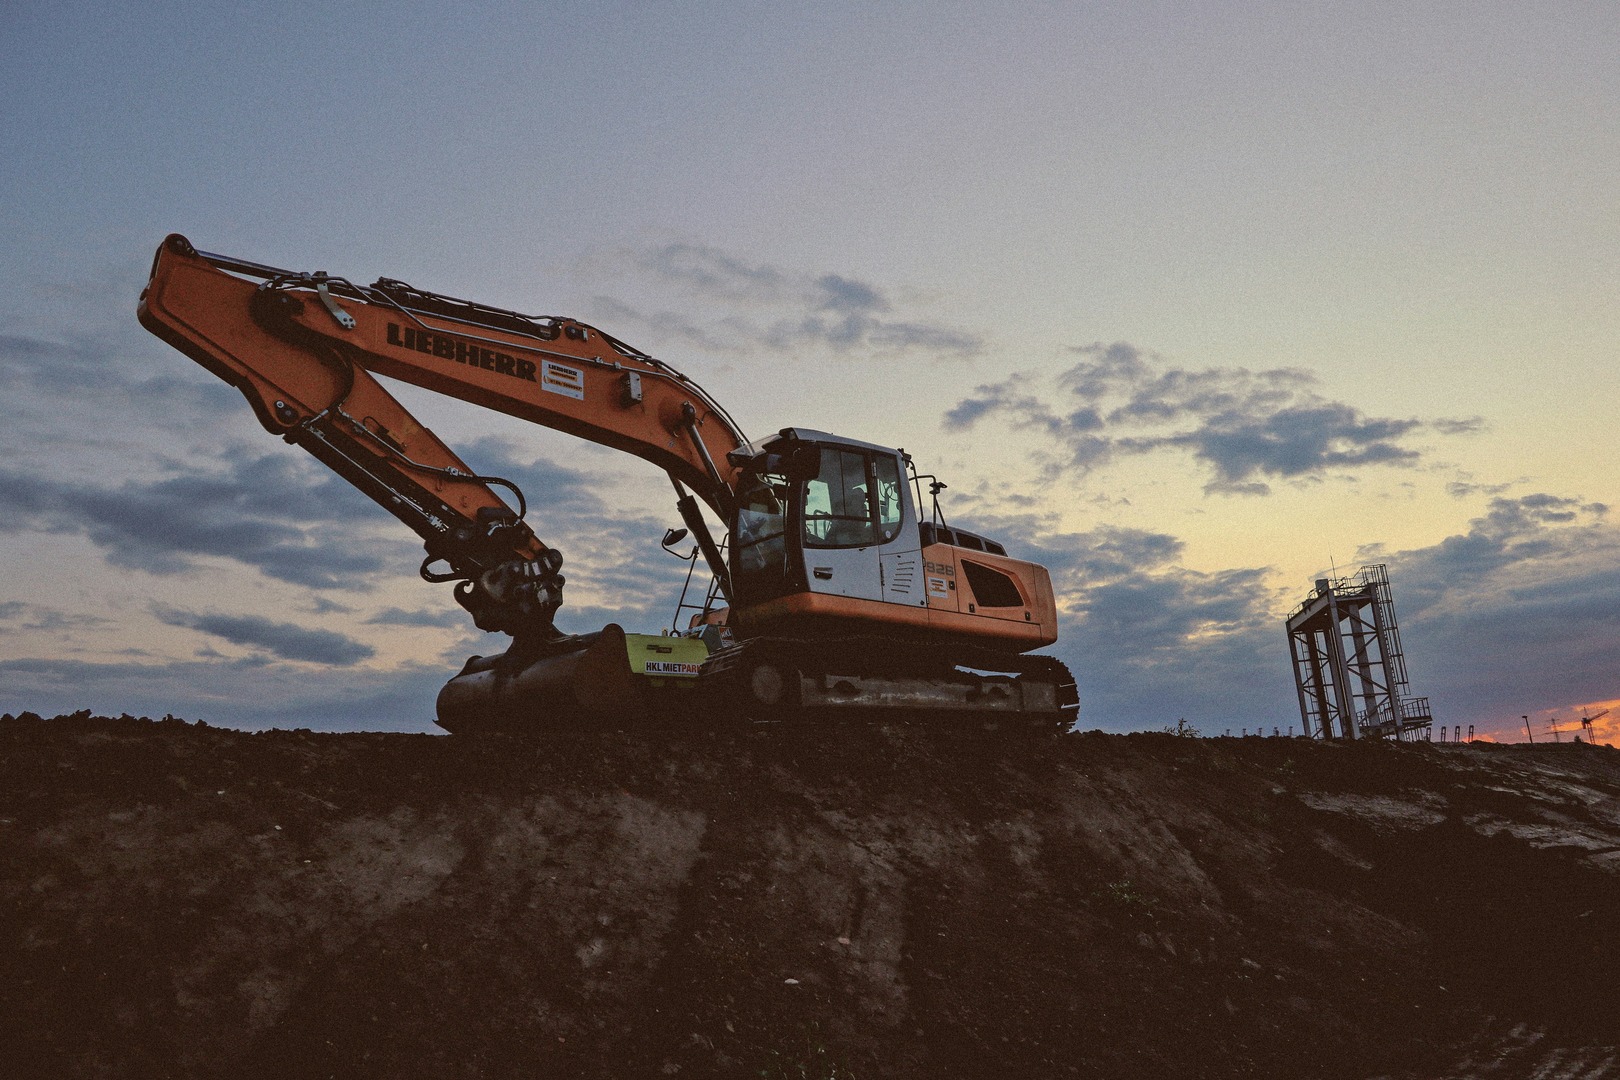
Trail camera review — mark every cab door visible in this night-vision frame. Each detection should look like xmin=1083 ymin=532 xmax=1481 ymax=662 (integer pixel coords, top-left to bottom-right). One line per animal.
xmin=800 ymin=446 xmax=884 ymax=601
xmin=875 ymin=455 xmax=923 ymax=606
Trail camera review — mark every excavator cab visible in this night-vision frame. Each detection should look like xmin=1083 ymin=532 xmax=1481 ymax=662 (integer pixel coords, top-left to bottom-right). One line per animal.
xmin=705 ymin=428 xmax=1075 ymax=723
xmin=728 ymin=430 xmax=917 ymax=610
xmin=724 ymin=426 xmax=1064 ymax=664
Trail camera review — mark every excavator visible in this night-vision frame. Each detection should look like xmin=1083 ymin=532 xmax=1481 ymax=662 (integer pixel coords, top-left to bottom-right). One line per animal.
xmin=138 ymin=234 xmax=1078 ymax=733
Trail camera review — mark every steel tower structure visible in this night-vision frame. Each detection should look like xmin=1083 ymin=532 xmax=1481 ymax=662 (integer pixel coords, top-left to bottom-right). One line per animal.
xmin=1285 ymin=565 xmax=1432 ymax=740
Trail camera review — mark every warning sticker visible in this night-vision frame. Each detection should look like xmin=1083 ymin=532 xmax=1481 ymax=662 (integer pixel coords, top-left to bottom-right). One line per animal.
xmin=927 ymin=576 xmax=951 ymax=599
xmin=643 ymin=660 xmax=702 ymax=677
xmin=541 ymin=360 xmax=585 ymax=400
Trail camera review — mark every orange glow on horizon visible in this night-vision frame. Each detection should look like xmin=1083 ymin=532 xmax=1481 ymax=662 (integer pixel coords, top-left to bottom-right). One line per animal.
xmin=1466 ymin=699 xmax=1620 ymax=746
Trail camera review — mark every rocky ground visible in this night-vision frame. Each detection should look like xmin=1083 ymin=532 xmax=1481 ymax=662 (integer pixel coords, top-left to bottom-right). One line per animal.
xmin=2 ymin=711 xmax=1618 ymax=1079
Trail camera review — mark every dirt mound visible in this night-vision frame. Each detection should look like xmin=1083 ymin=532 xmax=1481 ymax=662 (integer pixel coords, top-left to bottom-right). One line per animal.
xmin=3 ymin=712 xmax=1618 ymax=1078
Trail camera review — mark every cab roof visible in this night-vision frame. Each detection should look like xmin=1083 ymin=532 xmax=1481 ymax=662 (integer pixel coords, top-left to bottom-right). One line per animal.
xmin=766 ymin=427 xmax=904 ymax=458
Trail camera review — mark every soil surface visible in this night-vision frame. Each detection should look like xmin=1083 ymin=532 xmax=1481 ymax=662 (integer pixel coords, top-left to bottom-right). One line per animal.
xmin=3 ymin=712 xmax=1618 ymax=1079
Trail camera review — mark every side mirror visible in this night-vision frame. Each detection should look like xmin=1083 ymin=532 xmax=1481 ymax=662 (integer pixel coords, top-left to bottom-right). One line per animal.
xmin=661 ymin=527 xmax=690 ymax=549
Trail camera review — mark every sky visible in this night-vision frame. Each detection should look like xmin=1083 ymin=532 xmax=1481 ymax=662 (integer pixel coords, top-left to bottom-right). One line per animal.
xmin=1 ymin=1 xmax=1616 ymax=740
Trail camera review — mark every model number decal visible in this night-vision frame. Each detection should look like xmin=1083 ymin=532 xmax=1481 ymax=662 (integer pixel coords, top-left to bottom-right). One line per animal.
xmin=541 ymin=360 xmax=585 ymax=400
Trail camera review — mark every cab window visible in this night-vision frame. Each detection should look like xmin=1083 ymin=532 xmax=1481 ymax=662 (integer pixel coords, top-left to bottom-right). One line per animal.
xmin=874 ymin=453 xmax=902 ymax=542
xmin=802 ymin=447 xmax=907 ymax=548
xmin=804 ymin=448 xmax=877 ymax=548
xmin=732 ymin=476 xmax=788 ymax=586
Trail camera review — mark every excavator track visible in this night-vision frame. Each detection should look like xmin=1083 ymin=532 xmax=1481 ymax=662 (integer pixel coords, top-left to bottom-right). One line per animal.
xmin=699 ymin=635 xmax=1078 ymax=734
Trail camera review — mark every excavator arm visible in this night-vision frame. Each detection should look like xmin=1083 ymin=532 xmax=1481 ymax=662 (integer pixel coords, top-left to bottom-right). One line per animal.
xmin=138 ymin=234 xmax=749 ymax=644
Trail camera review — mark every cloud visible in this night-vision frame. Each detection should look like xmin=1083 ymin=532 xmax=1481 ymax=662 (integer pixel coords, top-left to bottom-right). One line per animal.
xmin=966 ymin=491 xmax=1617 ymax=738
xmin=0 ymin=655 xmax=449 ymax=732
xmin=366 ymin=606 xmax=467 ymax=628
xmin=1446 ymin=478 xmax=1516 ymax=499
xmin=1371 ymin=493 xmax=1612 ymax=613
xmin=455 ymin=437 xmax=603 ymax=517
xmin=0 ymin=449 xmax=406 ymax=588
xmin=0 ymin=426 xmax=710 ymax=667
xmin=1047 ymin=537 xmax=1285 ymax=726
xmin=453 ymin=436 xmax=721 ymax=634
xmin=946 ymin=341 xmax=1480 ymax=494
xmin=944 ymin=511 xmax=1291 ymax=729
xmin=153 ymin=606 xmax=375 ymax=666
xmin=0 ymin=328 xmax=238 ymax=420
xmin=0 ymin=602 xmax=110 ymax=633
xmin=641 ymin=243 xmax=787 ymax=301
xmin=945 ymin=493 xmax=1620 ymax=734
xmin=591 ymin=243 xmax=982 ymax=360
xmin=1360 ymin=493 xmax=1620 ymax=726
xmin=0 ymin=332 xmax=72 ymax=363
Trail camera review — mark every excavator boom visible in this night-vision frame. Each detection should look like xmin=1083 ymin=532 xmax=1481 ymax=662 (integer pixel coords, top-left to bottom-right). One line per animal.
xmin=139 ymin=234 xmax=743 ymax=640
xmin=142 ymin=236 xmax=747 ymax=511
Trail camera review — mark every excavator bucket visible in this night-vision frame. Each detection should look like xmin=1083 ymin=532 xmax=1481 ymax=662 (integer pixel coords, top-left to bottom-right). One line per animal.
xmin=434 ymin=625 xmax=710 ymax=733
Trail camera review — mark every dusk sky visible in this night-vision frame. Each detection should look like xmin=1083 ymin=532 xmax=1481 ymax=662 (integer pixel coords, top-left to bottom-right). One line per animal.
xmin=3 ymin=2 xmax=1616 ymax=740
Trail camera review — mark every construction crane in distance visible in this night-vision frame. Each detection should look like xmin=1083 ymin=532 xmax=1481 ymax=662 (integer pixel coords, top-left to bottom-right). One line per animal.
xmin=1580 ymin=708 xmax=1609 ymax=744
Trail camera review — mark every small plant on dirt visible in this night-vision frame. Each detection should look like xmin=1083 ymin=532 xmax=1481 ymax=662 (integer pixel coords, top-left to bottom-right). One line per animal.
xmin=758 ymin=1023 xmax=857 ymax=1080
xmin=1161 ymin=718 xmax=1201 ymax=737
xmin=1235 ymin=803 xmax=1272 ymax=827
xmin=1088 ymin=878 xmax=1158 ymax=923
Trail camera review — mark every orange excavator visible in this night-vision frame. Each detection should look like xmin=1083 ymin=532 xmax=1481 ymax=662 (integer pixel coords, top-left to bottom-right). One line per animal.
xmin=138 ymin=235 xmax=1078 ymax=733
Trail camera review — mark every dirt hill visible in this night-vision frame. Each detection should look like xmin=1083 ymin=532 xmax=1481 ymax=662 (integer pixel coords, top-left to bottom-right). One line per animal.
xmin=2 ymin=712 xmax=1617 ymax=1079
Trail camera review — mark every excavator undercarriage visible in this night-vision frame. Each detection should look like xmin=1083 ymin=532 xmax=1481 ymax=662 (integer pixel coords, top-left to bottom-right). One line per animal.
xmin=700 ymin=636 xmax=1077 ymax=733
xmin=138 ymin=235 xmax=1078 ymax=734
